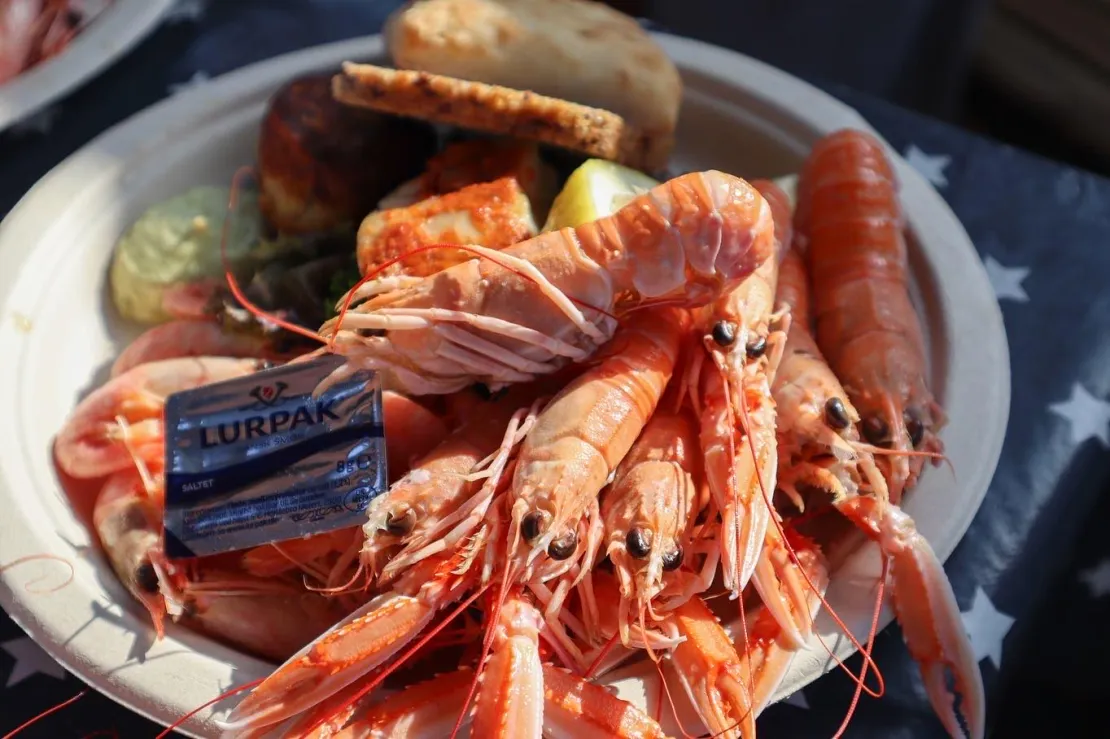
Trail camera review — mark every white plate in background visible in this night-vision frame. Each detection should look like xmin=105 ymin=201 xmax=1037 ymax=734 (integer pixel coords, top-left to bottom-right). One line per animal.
xmin=0 ymin=33 xmax=1009 ymax=737
xmin=0 ymin=0 xmax=175 ymax=132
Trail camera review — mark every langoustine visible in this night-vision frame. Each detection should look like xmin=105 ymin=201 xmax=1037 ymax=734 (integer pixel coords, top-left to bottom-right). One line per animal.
xmin=56 ymin=357 xmax=268 ymax=480
xmin=318 ymin=171 xmax=773 ymax=395
xmin=690 ymin=179 xmax=796 ymax=631
xmin=772 ymin=243 xmax=984 ymax=739
xmin=93 ymin=463 xmax=351 ymax=659
xmin=597 ymin=405 xmax=703 ymax=647
xmin=798 ymin=129 xmax=945 ymax=503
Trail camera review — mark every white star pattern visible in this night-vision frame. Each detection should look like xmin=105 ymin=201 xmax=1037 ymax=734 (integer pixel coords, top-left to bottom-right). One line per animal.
xmin=904 ymin=144 xmax=951 ymax=188
xmin=982 ymin=255 xmax=1030 ymax=303
xmin=1048 ymin=383 xmax=1110 ymax=447
xmin=168 ymin=71 xmax=210 ymax=96
xmin=1079 ymin=559 xmax=1110 ymax=598
xmin=960 ymin=587 xmax=1014 ymax=670
xmin=1 ymin=638 xmax=67 ymax=688
xmin=782 ymin=690 xmax=809 ymax=709
xmin=8 ymin=106 xmax=60 ymax=137
xmin=165 ymin=0 xmax=206 ymax=23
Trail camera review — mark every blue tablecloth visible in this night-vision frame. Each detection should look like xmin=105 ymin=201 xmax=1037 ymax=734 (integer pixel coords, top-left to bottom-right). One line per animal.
xmin=4 ymin=2 xmax=1110 ymax=737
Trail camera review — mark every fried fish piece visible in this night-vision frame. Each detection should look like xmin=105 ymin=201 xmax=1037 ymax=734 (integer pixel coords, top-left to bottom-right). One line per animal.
xmin=257 ymin=72 xmax=436 ymax=234
xmin=332 ymin=62 xmax=671 ymax=172
xmin=376 ymin=138 xmax=558 ymax=222
xmin=356 ymin=176 xmax=538 ymax=277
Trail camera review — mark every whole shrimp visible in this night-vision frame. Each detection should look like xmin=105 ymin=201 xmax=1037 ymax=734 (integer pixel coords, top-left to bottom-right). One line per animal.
xmin=218 ymin=307 xmax=688 ymax=734
xmin=363 ymin=384 xmax=549 ymax=585
xmin=798 ymin=128 xmax=945 ymax=502
xmin=58 ymin=355 xmax=446 ymax=482
xmin=586 ymin=410 xmax=803 ymax=736
xmin=0 ymin=1 xmax=87 ymax=84
xmin=504 ymin=307 xmax=689 ymax=595
xmin=55 ymin=356 xmax=268 ymax=480
xmin=690 ymin=178 xmax=791 ymax=597
xmin=773 ymin=247 xmax=887 ymax=508
xmin=110 ymin=319 xmax=296 ymax=378
xmin=773 ymin=245 xmax=984 ymax=739
xmin=319 ymin=171 xmax=773 ymax=395
xmin=93 ymin=465 xmax=348 ymax=656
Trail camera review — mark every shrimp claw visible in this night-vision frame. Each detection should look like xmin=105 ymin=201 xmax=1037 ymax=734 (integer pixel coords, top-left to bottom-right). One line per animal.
xmin=218 ymin=553 xmax=472 ymax=732
xmin=836 ymin=496 xmax=984 ymax=739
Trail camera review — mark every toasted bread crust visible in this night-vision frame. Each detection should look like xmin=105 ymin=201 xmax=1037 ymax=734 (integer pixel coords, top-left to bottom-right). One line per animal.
xmin=332 ymin=62 xmax=672 ymax=172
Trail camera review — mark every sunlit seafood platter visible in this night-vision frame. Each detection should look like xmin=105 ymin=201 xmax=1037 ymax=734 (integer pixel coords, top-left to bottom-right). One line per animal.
xmin=0 ymin=1 xmax=1009 ymax=737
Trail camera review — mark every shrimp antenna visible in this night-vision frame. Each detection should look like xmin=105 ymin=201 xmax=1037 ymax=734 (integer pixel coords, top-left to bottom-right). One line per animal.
xmin=0 ymin=554 xmax=74 ymax=595
xmin=583 ymin=630 xmax=621 ymax=680
xmin=651 ymin=645 xmax=703 ymax=739
xmin=831 ymin=557 xmax=889 ymax=739
xmin=156 ymin=680 xmax=263 ymax=739
xmin=858 ymin=443 xmax=955 ymax=478
xmin=303 ymin=559 xmax=365 ymax=596
xmin=2 ymin=689 xmax=87 ymax=739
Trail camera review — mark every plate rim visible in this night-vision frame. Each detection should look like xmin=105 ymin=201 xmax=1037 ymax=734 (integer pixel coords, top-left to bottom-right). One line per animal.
xmin=0 ymin=31 xmax=1011 ymax=737
xmin=0 ymin=0 xmax=177 ymax=132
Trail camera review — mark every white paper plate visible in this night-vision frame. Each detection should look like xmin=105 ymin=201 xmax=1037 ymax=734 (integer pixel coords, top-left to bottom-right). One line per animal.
xmin=0 ymin=33 xmax=1009 ymax=737
xmin=0 ymin=0 xmax=175 ymax=132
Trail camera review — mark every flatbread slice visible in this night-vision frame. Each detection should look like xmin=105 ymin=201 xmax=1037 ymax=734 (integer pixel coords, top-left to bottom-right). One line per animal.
xmin=385 ymin=0 xmax=681 ymax=136
xmin=332 ymin=62 xmax=673 ymax=172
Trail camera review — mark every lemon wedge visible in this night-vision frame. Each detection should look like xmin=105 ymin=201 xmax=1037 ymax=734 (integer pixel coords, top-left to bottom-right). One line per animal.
xmin=543 ymin=159 xmax=660 ymax=231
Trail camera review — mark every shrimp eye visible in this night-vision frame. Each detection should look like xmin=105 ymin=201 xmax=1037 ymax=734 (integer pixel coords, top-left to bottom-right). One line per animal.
xmin=862 ymin=416 xmax=891 ymax=447
xmin=385 ymin=507 xmax=416 ymax=536
xmin=547 ymin=531 xmax=578 ymax=560
xmin=135 ymin=561 xmax=159 ymax=594
xmin=711 ymin=321 xmax=737 ymax=347
xmin=824 ymin=397 xmax=851 ymax=430
xmin=626 ymin=527 xmax=653 ymax=559
xmin=661 ymin=545 xmax=684 ymax=571
xmin=745 ymin=336 xmax=767 ymax=359
xmin=905 ymin=409 xmax=925 ymax=448
xmin=521 ymin=511 xmax=549 ymax=543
